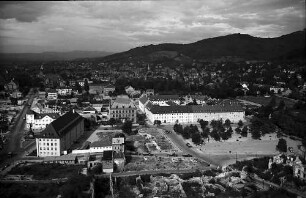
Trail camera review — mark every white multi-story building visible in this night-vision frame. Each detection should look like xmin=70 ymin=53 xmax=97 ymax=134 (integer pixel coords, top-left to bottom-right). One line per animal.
xmin=26 ymin=110 xmax=60 ymax=132
xmin=36 ymin=138 xmax=61 ymax=156
xmin=139 ymin=95 xmax=245 ymax=124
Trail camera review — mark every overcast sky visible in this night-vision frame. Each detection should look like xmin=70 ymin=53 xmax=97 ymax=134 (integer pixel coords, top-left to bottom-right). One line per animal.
xmin=0 ymin=0 xmax=305 ymax=53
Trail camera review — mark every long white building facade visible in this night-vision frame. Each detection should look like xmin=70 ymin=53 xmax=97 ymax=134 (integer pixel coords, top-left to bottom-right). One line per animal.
xmin=139 ymin=95 xmax=245 ymax=124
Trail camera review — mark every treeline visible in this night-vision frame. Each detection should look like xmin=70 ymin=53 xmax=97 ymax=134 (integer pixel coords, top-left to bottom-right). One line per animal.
xmin=173 ymin=119 xmax=246 ymax=143
xmin=256 ymin=96 xmax=306 ymax=146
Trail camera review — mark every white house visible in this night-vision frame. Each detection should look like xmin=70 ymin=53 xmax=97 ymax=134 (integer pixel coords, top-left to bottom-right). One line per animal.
xmin=26 ymin=110 xmax=60 ymax=132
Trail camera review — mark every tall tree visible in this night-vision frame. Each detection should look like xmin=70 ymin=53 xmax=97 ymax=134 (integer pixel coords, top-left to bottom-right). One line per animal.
xmin=238 ymin=120 xmax=244 ymax=128
xmin=192 ymin=132 xmax=202 ymax=145
xmin=122 ymin=120 xmax=133 ymax=135
xmin=84 ymin=79 xmax=89 ymax=93
xmin=276 ymin=138 xmax=287 ymax=152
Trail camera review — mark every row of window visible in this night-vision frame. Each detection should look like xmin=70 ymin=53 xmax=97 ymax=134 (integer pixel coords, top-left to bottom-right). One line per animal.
xmin=40 ymin=142 xmax=57 ymax=146
xmin=39 ymin=147 xmax=57 ymax=151
xmin=111 ymin=110 xmax=135 ymax=113
xmin=39 ymin=152 xmax=57 ymax=155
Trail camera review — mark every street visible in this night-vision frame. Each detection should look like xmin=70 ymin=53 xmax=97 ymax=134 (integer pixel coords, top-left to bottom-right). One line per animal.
xmin=157 ymin=125 xmax=218 ymax=168
xmin=0 ymin=88 xmax=36 ymax=170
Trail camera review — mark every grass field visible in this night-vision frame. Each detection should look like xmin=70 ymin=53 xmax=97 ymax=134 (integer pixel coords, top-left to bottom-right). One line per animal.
xmin=238 ymin=96 xmax=296 ymax=108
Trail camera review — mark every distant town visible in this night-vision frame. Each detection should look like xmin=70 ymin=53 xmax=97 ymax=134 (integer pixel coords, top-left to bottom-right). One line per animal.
xmin=0 ymin=39 xmax=305 ymax=197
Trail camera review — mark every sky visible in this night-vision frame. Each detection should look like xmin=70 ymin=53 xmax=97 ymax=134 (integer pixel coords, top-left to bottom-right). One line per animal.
xmin=0 ymin=0 xmax=305 ymax=53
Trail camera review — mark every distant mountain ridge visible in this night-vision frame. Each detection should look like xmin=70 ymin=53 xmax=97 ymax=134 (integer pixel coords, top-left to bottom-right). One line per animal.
xmin=100 ymin=30 xmax=305 ymax=63
xmin=0 ymin=51 xmax=114 ymax=62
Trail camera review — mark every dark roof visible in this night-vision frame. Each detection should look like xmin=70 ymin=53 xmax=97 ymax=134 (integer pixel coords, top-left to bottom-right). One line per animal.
xmin=102 ymin=150 xmax=113 ymax=160
xmin=139 ymin=95 xmax=148 ymax=105
xmin=35 ymin=113 xmax=60 ymax=120
xmin=148 ymin=95 xmax=180 ymax=101
xmin=42 ymin=111 xmax=83 ymax=138
xmin=147 ymin=103 xmax=244 ymax=114
xmin=90 ymin=140 xmax=112 ymax=148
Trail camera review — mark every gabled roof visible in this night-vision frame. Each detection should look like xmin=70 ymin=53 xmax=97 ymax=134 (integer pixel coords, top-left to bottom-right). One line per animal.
xmin=83 ymin=106 xmax=96 ymax=112
xmin=35 ymin=113 xmax=60 ymax=120
xmin=41 ymin=111 xmax=83 ymax=138
xmin=147 ymin=103 xmax=244 ymax=114
xmin=148 ymin=95 xmax=180 ymax=101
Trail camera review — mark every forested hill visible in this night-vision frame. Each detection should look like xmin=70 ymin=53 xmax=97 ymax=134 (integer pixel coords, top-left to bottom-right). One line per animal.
xmin=0 ymin=51 xmax=113 ymax=63
xmin=99 ymin=30 xmax=305 ymax=63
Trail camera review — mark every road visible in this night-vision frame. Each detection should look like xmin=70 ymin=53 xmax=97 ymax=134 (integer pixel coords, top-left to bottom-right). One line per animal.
xmin=158 ymin=125 xmax=218 ymax=168
xmin=0 ymin=88 xmax=36 ymax=169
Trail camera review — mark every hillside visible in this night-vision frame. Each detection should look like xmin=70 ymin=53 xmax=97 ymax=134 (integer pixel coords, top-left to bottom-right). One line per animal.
xmin=100 ymin=30 xmax=305 ymax=63
xmin=0 ymin=51 xmax=113 ymax=63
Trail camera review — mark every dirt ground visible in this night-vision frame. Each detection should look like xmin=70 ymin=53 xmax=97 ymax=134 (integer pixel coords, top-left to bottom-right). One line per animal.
xmin=124 ymin=155 xmax=207 ymax=171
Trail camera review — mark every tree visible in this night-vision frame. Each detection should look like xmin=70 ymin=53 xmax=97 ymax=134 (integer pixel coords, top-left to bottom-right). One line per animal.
xmin=276 ymin=138 xmax=287 ymax=152
xmin=241 ymin=126 xmax=248 ymax=137
xmin=198 ymin=119 xmax=209 ymax=130
xmin=210 ymin=129 xmax=220 ymax=141
xmin=224 ymin=119 xmax=231 ymax=129
xmin=173 ymin=123 xmax=183 ymax=134
xmin=235 ymin=127 xmax=241 ymax=134
xmin=251 ymin=127 xmax=261 ymax=140
xmin=109 ymin=118 xmax=116 ymax=127
xmin=238 ymin=120 xmax=244 ymax=128
xmin=122 ymin=120 xmax=133 ymax=135
xmin=154 ymin=120 xmax=161 ymax=126
xmin=201 ymin=127 xmax=210 ymax=139
xmin=84 ymin=79 xmax=89 ymax=93
xmin=226 ymin=127 xmax=233 ymax=138
xmin=192 ymin=132 xmax=202 ymax=145
xmin=182 ymin=126 xmax=191 ymax=139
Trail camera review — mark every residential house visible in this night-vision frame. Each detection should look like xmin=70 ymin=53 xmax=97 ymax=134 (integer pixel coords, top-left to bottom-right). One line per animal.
xmin=26 ymin=110 xmax=60 ymax=132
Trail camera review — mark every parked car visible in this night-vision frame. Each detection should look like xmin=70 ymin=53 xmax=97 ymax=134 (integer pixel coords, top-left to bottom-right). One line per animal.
xmin=186 ymin=143 xmax=192 ymax=148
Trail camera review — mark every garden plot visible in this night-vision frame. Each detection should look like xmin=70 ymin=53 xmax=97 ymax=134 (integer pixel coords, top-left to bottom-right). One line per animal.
xmin=139 ymin=128 xmax=179 ymax=153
